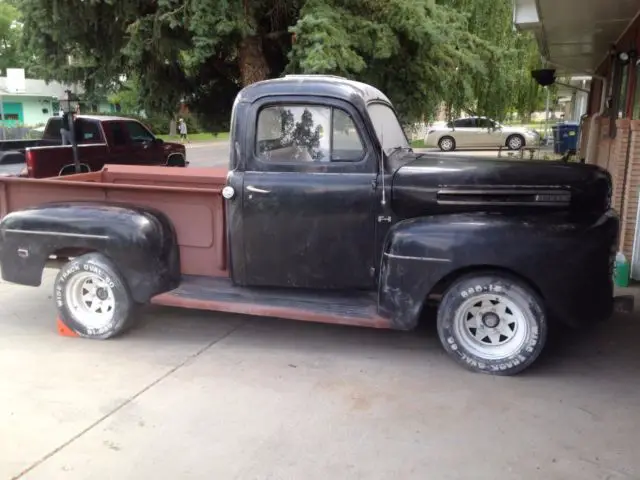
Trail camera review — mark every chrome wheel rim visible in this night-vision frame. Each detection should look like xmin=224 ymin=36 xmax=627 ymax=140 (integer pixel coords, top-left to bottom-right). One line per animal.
xmin=440 ymin=138 xmax=453 ymax=151
xmin=64 ymin=272 xmax=115 ymax=329
xmin=509 ymin=136 xmax=523 ymax=149
xmin=453 ymin=293 xmax=528 ymax=360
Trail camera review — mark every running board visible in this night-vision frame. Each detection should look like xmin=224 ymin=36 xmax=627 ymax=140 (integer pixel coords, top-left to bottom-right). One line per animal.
xmin=150 ymin=276 xmax=389 ymax=328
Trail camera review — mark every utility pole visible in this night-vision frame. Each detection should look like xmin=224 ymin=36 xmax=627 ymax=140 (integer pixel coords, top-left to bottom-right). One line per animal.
xmin=543 ymin=87 xmax=551 ymax=146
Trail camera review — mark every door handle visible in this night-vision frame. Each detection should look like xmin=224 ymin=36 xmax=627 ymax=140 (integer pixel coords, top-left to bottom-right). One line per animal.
xmin=246 ymin=185 xmax=270 ymax=194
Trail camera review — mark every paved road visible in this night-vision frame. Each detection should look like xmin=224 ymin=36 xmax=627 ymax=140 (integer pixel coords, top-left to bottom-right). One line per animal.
xmin=186 ymin=142 xmax=230 ymax=168
xmin=2 ymin=270 xmax=640 ymax=479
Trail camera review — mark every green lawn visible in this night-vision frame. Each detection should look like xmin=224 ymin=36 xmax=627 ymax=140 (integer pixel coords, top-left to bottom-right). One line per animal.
xmin=411 ymin=139 xmax=426 ymax=148
xmin=157 ymin=132 xmax=229 ymax=143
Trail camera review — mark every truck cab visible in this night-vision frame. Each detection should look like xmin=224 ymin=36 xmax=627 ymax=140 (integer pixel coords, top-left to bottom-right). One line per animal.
xmin=224 ymin=75 xmax=393 ymax=289
xmin=0 ymin=75 xmax=630 ymax=376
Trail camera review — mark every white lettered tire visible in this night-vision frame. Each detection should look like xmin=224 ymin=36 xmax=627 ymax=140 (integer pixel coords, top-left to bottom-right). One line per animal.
xmin=54 ymin=253 xmax=134 ymax=339
xmin=437 ymin=273 xmax=547 ymax=375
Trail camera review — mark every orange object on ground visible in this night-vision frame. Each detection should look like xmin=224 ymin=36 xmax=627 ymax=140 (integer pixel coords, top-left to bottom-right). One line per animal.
xmin=56 ymin=318 xmax=78 ymax=337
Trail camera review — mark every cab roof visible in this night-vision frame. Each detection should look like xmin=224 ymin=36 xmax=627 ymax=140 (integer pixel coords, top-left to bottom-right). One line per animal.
xmin=237 ymin=74 xmax=392 ymax=106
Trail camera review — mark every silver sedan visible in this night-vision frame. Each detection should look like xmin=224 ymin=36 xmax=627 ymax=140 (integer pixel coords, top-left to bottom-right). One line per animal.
xmin=424 ymin=117 xmax=540 ymax=152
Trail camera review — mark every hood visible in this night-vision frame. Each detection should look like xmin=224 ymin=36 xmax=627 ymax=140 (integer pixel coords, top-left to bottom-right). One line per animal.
xmin=163 ymin=141 xmax=186 ymax=152
xmin=391 ymin=153 xmax=611 ymax=219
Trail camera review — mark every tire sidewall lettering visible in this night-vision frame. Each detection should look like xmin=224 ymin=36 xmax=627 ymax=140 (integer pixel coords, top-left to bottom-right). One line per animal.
xmin=438 ymin=275 xmax=547 ymax=376
xmin=54 ymin=254 xmax=131 ymax=339
xmin=460 ymin=283 xmax=504 ymax=299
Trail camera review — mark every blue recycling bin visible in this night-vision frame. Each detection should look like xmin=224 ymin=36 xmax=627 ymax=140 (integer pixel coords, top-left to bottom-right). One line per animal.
xmin=551 ymin=122 xmax=579 ymax=154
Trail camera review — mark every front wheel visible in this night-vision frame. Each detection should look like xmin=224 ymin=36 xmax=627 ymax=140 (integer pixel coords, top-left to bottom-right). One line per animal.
xmin=54 ymin=253 xmax=135 ymax=339
xmin=437 ymin=273 xmax=547 ymax=375
xmin=166 ymin=154 xmax=186 ymax=167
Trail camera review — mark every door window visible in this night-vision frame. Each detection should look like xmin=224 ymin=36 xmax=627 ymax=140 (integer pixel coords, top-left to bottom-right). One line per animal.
xmin=256 ymin=105 xmax=365 ymax=163
xmin=257 ymin=105 xmax=331 ymax=162
xmin=124 ymin=121 xmax=155 ymax=143
xmin=109 ymin=122 xmax=128 ymax=145
xmin=453 ymin=118 xmax=476 ymax=128
xmin=476 ymin=118 xmax=495 ymax=129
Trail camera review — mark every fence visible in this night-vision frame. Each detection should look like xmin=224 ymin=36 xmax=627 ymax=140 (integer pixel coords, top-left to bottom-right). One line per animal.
xmin=0 ymin=124 xmax=44 ymax=141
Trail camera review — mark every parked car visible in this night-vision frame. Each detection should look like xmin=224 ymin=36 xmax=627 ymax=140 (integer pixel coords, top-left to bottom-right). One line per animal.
xmin=0 ymin=115 xmax=187 ymax=178
xmin=0 ymin=75 xmax=629 ymax=376
xmin=425 ymin=116 xmax=540 ymax=152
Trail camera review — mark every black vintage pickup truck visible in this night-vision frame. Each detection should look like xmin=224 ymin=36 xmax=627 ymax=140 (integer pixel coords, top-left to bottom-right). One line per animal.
xmin=0 ymin=75 xmax=629 ymax=375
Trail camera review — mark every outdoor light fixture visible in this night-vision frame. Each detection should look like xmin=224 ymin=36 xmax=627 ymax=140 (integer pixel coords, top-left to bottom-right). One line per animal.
xmin=531 ymin=68 xmax=556 ymax=87
xmin=61 ymin=89 xmax=80 ymax=113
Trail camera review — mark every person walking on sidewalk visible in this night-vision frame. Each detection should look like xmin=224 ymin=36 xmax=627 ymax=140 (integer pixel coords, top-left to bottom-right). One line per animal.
xmin=178 ymin=118 xmax=190 ymax=144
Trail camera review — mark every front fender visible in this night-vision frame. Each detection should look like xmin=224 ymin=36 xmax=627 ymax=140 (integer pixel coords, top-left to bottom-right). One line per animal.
xmin=0 ymin=202 xmax=181 ymax=302
xmin=379 ymin=212 xmax=618 ymax=330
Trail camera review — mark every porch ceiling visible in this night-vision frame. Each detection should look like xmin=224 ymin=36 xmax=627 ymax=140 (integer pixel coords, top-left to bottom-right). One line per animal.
xmin=515 ymin=0 xmax=640 ymax=75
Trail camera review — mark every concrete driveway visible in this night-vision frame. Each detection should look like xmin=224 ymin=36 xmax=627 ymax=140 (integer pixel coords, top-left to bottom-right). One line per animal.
xmin=2 ymin=270 xmax=640 ymax=479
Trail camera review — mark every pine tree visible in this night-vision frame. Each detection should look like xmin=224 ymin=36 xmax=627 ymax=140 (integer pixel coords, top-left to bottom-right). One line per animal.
xmin=14 ymin=0 xmax=545 ymax=129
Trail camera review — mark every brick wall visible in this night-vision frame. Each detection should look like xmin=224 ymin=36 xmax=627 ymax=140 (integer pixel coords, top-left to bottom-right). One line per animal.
xmin=610 ymin=119 xmax=631 ymax=214
xmin=588 ymin=117 xmax=639 ymax=257
xmin=619 ymin=120 xmax=640 ymax=258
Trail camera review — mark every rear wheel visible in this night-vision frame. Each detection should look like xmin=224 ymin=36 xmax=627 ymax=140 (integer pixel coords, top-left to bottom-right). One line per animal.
xmin=438 ymin=136 xmax=456 ymax=152
xmin=54 ymin=253 xmax=135 ymax=339
xmin=506 ymin=134 xmax=525 ymax=150
xmin=436 ymin=273 xmax=547 ymax=375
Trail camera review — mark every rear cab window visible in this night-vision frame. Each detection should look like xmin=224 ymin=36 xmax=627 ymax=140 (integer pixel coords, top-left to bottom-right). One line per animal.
xmin=42 ymin=117 xmax=105 ymax=144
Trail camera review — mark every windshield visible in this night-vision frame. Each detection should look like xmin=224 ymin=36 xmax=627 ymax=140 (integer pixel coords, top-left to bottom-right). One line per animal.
xmin=367 ymin=102 xmax=409 ymax=153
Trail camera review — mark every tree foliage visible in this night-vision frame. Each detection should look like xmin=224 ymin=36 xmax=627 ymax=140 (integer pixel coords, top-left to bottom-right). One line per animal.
xmin=14 ymin=0 xmax=546 ymax=129
xmin=0 ymin=0 xmax=41 ymax=77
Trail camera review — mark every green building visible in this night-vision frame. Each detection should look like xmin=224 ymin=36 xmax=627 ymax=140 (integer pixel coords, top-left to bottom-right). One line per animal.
xmin=0 ymin=75 xmax=113 ymax=128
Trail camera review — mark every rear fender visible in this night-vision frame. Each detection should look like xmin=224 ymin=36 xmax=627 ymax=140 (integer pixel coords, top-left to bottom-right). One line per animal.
xmin=378 ymin=212 xmax=618 ymax=330
xmin=0 ymin=202 xmax=181 ymax=302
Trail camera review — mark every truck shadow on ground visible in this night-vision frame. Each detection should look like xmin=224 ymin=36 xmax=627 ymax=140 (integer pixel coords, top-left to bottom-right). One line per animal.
xmin=133 ymin=304 xmax=640 ymax=379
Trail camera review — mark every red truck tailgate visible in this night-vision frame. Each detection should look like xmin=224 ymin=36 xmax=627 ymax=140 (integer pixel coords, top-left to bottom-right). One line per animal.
xmin=26 ymin=144 xmax=109 ymax=178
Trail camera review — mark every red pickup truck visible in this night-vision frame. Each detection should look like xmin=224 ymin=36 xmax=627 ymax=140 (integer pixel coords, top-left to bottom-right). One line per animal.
xmin=0 ymin=115 xmax=187 ymax=178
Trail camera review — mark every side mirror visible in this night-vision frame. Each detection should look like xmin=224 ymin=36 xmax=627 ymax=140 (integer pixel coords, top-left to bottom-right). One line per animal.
xmin=154 ymin=137 xmax=164 ymax=145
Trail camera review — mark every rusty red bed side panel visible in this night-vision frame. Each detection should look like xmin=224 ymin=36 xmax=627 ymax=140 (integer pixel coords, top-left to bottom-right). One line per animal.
xmin=0 ymin=165 xmax=229 ymax=277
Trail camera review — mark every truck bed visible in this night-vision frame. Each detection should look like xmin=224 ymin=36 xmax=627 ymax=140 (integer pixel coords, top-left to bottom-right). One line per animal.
xmin=0 ymin=164 xmax=229 ymax=277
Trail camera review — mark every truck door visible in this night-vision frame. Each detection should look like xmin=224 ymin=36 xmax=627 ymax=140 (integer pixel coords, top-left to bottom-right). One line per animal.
xmin=229 ymin=99 xmax=377 ymax=290
xmin=122 ymin=120 xmax=164 ymax=165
